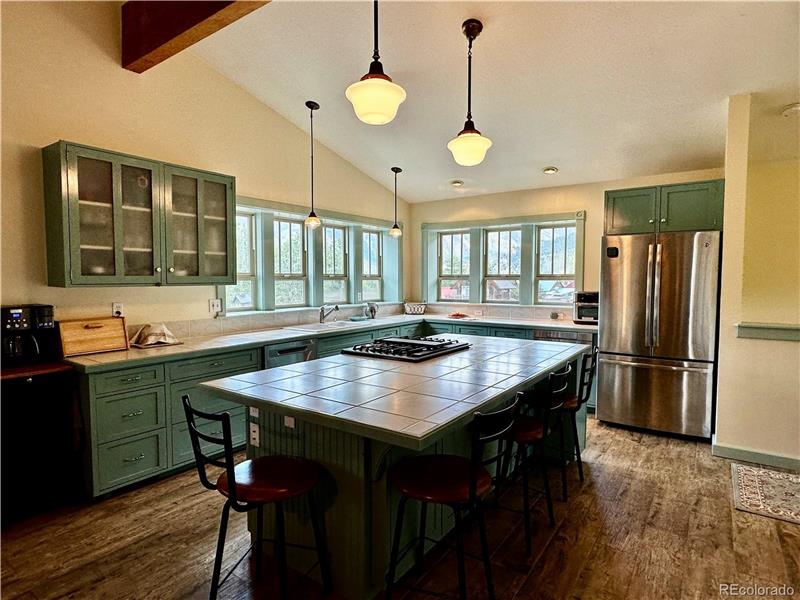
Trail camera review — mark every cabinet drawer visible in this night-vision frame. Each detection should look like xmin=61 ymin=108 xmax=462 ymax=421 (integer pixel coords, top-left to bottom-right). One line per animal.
xmin=317 ymin=331 xmax=374 ymax=355
xmin=167 ymin=349 xmax=259 ymax=382
xmin=93 ymin=364 xmax=165 ymax=396
xmin=454 ymin=325 xmax=489 ymax=336
xmin=373 ymin=327 xmax=401 ymax=339
xmin=97 ymin=429 xmax=167 ymax=491
xmin=96 ymin=387 xmax=166 ymax=443
xmin=170 ymin=376 xmax=243 ymax=424
xmin=171 ymin=408 xmax=246 ymax=467
xmin=489 ymin=327 xmax=531 ymax=339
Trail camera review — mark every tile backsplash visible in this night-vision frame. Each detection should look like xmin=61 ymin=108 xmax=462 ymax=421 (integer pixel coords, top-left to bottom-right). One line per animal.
xmin=424 ymin=303 xmax=571 ymax=322
xmin=126 ymin=303 xmax=405 ymax=340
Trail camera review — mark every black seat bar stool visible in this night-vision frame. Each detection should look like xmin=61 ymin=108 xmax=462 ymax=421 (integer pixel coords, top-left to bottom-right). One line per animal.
xmin=182 ymin=395 xmax=333 ymax=600
xmin=385 ymin=399 xmax=520 ymax=600
xmin=508 ymin=364 xmax=572 ymax=554
xmin=558 ymin=347 xmax=599 ymax=496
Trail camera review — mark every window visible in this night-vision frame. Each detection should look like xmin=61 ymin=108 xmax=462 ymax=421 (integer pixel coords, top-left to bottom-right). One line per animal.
xmin=438 ymin=231 xmax=471 ymax=301
xmin=484 ymin=228 xmax=521 ymax=302
xmin=273 ymin=218 xmax=306 ymax=307
xmin=323 ymin=225 xmax=348 ymax=303
xmin=535 ymin=224 xmax=576 ymax=304
xmin=225 ymin=212 xmax=256 ymax=311
xmin=362 ymin=231 xmax=382 ymax=301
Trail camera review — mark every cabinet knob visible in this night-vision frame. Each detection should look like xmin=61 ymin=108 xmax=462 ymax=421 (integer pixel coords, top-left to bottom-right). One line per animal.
xmin=648 ymin=219 xmax=654 ymax=224
xmin=168 ymin=267 xmax=175 ymax=273
xmin=155 ymin=267 xmax=162 ymax=273
xmin=660 ymin=218 xmax=667 ymax=223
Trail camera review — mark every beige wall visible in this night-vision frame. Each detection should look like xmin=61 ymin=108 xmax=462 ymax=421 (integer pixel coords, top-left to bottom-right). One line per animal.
xmin=0 ymin=2 xmax=411 ymax=324
xmin=715 ymin=94 xmax=800 ymax=464
xmin=407 ymin=168 xmax=724 ymax=300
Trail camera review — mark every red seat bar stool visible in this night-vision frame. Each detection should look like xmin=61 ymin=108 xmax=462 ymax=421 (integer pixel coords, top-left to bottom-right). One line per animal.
xmin=385 ymin=399 xmax=520 ymax=600
xmin=558 ymin=347 xmax=599 ymax=498
xmin=509 ymin=364 xmax=572 ymax=554
xmin=182 ymin=395 xmax=333 ymax=600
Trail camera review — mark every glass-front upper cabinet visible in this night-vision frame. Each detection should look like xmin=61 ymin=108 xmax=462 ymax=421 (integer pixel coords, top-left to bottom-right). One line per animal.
xmin=163 ymin=166 xmax=235 ymax=284
xmin=64 ymin=146 xmax=163 ymax=285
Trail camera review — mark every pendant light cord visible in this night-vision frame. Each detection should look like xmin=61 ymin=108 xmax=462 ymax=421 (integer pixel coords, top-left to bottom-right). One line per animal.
xmin=309 ymin=106 xmax=315 ymax=212
xmin=466 ymin=37 xmax=473 ymax=121
xmin=393 ymin=170 xmax=398 ymax=224
xmin=372 ymin=0 xmax=380 ymax=62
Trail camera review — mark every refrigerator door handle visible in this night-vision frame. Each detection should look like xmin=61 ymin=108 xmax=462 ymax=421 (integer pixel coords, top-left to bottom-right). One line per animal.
xmin=645 ymin=243 xmax=654 ymax=347
xmin=653 ymin=243 xmax=663 ymax=347
xmin=599 ymin=357 xmax=710 ymax=374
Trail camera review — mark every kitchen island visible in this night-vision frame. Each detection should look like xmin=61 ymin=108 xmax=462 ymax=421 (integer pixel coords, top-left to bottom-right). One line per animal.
xmin=200 ymin=334 xmax=590 ymax=599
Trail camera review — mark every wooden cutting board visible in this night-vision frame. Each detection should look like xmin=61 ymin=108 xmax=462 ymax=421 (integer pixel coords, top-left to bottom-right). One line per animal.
xmin=59 ymin=317 xmax=130 ymax=357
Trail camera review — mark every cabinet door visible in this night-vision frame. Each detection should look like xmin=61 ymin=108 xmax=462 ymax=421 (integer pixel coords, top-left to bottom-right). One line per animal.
xmin=658 ymin=181 xmax=724 ymax=232
xmin=604 ymin=187 xmax=658 ymax=234
xmin=66 ymin=146 xmax=162 ymax=284
xmin=163 ymin=166 xmax=235 ymax=284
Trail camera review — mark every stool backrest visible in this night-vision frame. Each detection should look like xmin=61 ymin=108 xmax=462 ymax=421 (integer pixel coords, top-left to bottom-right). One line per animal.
xmin=542 ymin=363 xmax=573 ymax=435
xmin=182 ymin=395 xmax=240 ymax=506
xmin=469 ymin=398 xmax=520 ymax=502
xmin=576 ymin=347 xmax=599 ymax=408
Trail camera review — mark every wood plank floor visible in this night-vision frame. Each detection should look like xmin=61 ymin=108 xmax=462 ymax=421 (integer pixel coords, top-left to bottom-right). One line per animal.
xmin=2 ymin=418 xmax=798 ymax=599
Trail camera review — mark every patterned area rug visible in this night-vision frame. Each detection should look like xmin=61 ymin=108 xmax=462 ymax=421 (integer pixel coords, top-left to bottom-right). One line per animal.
xmin=731 ymin=463 xmax=800 ymax=524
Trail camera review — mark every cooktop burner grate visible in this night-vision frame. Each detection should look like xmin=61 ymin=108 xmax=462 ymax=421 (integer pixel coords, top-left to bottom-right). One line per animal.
xmin=341 ymin=336 xmax=471 ymax=362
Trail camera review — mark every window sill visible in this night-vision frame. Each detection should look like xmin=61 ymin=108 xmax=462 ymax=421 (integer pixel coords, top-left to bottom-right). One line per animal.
xmin=225 ymin=301 xmax=402 ymax=317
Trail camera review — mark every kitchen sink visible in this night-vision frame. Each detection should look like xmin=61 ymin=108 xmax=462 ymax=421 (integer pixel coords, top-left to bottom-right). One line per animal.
xmin=288 ymin=321 xmax=361 ymax=332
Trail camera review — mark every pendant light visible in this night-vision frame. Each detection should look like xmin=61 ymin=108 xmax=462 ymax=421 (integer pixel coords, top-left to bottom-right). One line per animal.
xmin=388 ymin=167 xmax=403 ymax=238
xmin=447 ymin=19 xmax=492 ymax=167
xmin=345 ymin=0 xmax=406 ymax=125
xmin=304 ymin=100 xmax=321 ymax=230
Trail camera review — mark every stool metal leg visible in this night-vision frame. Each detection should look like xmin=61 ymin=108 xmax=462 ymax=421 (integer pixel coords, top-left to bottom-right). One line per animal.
xmin=571 ymin=412 xmax=584 ymax=482
xmin=209 ymin=500 xmax=231 ymax=600
xmin=274 ymin=501 xmax=288 ymax=600
xmin=415 ymin=501 xmax=428 ymax=572
xmin=558 ymin=416 xmax=568 ymax=501
xmin=385 ymin=495 xmax=408 ymax=600
xmin=255 ymin=504 xmax=264 ymax=580
xmin=520 ymin=446 xmax=532 ymax=556
xmin=538 ymin=444 xmax=555 ymax=527
xmin=308 ymin=493 xmax=333 ymax=594
xmin=476 ymin=501 xmax=496 ymax=600
xmin=453 ymin=507 xmax=467 ymax=600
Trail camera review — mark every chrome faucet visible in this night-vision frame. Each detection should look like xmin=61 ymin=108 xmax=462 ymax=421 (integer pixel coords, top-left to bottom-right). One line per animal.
xmin=319 ymin=304 xmax=339 ymax=323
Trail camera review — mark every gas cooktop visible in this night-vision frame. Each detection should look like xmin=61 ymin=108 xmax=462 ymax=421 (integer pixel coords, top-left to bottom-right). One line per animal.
xmin=342 ymin=336 xmax=471 ymax=363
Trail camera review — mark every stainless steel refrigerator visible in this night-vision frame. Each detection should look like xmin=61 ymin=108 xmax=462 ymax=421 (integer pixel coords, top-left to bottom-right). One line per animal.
xmin=597 ymin=230 xmax=720 ymax=438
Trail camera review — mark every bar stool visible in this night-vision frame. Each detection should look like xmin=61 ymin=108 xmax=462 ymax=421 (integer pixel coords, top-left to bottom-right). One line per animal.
xmin=385 ymin=399 xmax=520 ymax=600
xmin=509 ymin=364 xmax=572 ymax=555
xmin=182 ymin=395 xmax=333 ymax=600
xmin=559 ymin=347 xmax=599 ymax=495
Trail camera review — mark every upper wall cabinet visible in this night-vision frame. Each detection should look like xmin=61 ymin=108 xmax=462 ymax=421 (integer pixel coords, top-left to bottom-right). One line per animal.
xmin=42 ymin=142 xmax=235 ymax=287
xmin=604 ymin=179 xmax=724 ymax=235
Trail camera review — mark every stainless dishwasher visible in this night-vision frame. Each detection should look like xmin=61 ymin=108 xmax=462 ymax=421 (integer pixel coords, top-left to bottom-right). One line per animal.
xmin=266 ymin=339 xmax=317 ymax=367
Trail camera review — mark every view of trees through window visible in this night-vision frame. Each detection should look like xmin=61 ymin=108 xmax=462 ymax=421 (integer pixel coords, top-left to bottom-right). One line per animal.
xmin=536 ymin=224 xmax=576 ymax=304
xmin=485 ymin=228 xmax=521 ymax=302
xmin=362 ymin=231 xmax=381 ymax=301
xmin=323 ymin=226 xmax=347 ymax=303
xmin=274 ymin=219 xmax=306 ymax=306
xmin=225 ymin=213 xmax=255 ymax=310
xmin=438 ymin=232 xmax=470 ymax=300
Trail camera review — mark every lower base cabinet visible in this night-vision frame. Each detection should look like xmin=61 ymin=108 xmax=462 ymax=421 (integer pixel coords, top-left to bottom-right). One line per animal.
xmin=171 ymin=409 xmax=246 ymax=466
xmin=453 ymin=324 xmax=489 ymax=336
xmin=97 ymin=429 xmax=168 ymax=491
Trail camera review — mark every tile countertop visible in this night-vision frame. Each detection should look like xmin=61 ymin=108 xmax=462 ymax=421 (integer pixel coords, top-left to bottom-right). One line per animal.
xmin=200 ymin=335 xmax=591 ymax=450
xmin=63 ymin=313 xmax=597 ymax=373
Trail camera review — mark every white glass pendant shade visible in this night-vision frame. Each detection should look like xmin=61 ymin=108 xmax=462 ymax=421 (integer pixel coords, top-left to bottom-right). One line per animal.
xmin=346 ymin=75 xmax=406 ymax=125
xmin=389 ymin=224 xmax=402 ymax=238
xmin=304 ymin=211 xmax=321 ymax=230
xmin=447 ymin=130 xmax=493 ymax=167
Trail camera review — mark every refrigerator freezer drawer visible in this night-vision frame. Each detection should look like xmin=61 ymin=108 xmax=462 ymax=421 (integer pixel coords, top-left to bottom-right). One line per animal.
xmin=596 ymin=355 xmax=713 ymax=438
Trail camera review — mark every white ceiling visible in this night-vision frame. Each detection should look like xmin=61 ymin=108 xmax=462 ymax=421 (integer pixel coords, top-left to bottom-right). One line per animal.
xmin=193 ymin=1 xmax=799 ymax=202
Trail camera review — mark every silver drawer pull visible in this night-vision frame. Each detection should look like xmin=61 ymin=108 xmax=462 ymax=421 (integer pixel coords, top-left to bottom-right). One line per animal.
xmin=124 ymin=453 xmax=145 ymax=463
xmin=122 ymin=410 xmax=144 ymax=418
xmin=210 ymin=361 xmax=225 ymax=367
xmin=122 ymin=375 xmax=142 ymax=383
xmin=210 ymin=430 xmax=223 ymax=436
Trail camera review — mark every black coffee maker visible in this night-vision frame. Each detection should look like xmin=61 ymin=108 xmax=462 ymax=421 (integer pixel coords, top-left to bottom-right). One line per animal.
xmin=1 ymin=304 xmax=59 ymax=366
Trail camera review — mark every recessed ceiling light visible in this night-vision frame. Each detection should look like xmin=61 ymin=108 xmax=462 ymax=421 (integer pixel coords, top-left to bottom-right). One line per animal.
xmin=543 ymin=166 xmax=559 ymax=174
xmin=781 ymin=103 xmax=800 ymax=118
xmin=450 ymin=179 xmax=465 ymax=187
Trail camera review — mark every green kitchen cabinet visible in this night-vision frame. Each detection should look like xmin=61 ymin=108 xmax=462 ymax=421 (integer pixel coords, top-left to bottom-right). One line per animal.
xmin=605 ymin=180 xmax=724 ymax=235
xmin=421 ymin=322 xmax=454 ymax=336
xmin=399 ymin=323 xmax=422 ymax=338
xmin=488 ymin=326 xmax=531 ymax=339
xmin=373 ymin=326 xmax=401 ymax=339
xmin=42 ymin=141 xmax=236 ymax=287
xmin=454 ymin=324 xmax=489 ymax=336
xmin=318 ymin=330 xmax=375 ymax=357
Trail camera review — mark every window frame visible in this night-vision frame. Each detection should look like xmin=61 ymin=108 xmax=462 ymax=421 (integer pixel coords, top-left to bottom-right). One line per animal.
xmin=437 ymin=230 xmax=471 ymax=302
xmin=225 ymin=210 xmax=257 ymax=312
xmin=534 ymin=223 xmax=577 ymax=306
xmin=483 ymin=226 xmax=522 ymax=304
xmin=362 ymin=230 xmax=383 ymax=301
xmin=322 ymin=224 xmax=349 ymax=304
xmin=273 ymin=217 xmax=308 ymax=308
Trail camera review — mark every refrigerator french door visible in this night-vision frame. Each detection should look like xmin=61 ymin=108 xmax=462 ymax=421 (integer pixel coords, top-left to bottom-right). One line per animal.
xmin=597 ymin=231 xmax=720 ymax=438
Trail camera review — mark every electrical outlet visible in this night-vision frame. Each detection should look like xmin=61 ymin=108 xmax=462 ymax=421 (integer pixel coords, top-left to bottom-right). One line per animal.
xmin=249 ymin=407 xmax=259 ymax=419
xmin=249 ymin=423 xmax=260 ymax=447
xmin=209 ymin=298 xmax=222 ymax=314
xmin=284 ymin=416 xmax=296 ymax=429
xmin=112 ymin=302 xmax=124 ymax=318
xmin=473 ymin=309 xmax=483 ymax=316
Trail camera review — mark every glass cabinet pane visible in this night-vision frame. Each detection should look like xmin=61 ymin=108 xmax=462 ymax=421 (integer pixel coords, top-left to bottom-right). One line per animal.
xmin=77 ymin=156 xmax=115 ymax=276
xmin=121 ymin=164 xmax=154 ymax=276
xmin=171 ymin=175 xmax=199 ymax=276
xmin=203 ymin=180 xmax=228 ymax=277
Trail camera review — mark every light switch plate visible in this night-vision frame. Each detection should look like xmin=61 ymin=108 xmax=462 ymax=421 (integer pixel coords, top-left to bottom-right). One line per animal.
xmin=284 ymin=416 xmax=296 ymax=429
xmin=249 ymin=407 xmax=259 ymax=418
xmin=473 ymin=309 xmax=483 ymax=316
xmin=249 ymin=423 xmax=260 ymax=447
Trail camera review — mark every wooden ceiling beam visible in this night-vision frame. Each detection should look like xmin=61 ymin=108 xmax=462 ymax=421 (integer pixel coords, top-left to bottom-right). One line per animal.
xmin=122 ymin=1 xmax=268 ymax=74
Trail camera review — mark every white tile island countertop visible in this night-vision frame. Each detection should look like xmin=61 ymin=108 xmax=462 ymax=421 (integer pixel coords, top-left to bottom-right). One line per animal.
xmin=200 ymin=334 xmax=591 ymax=450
